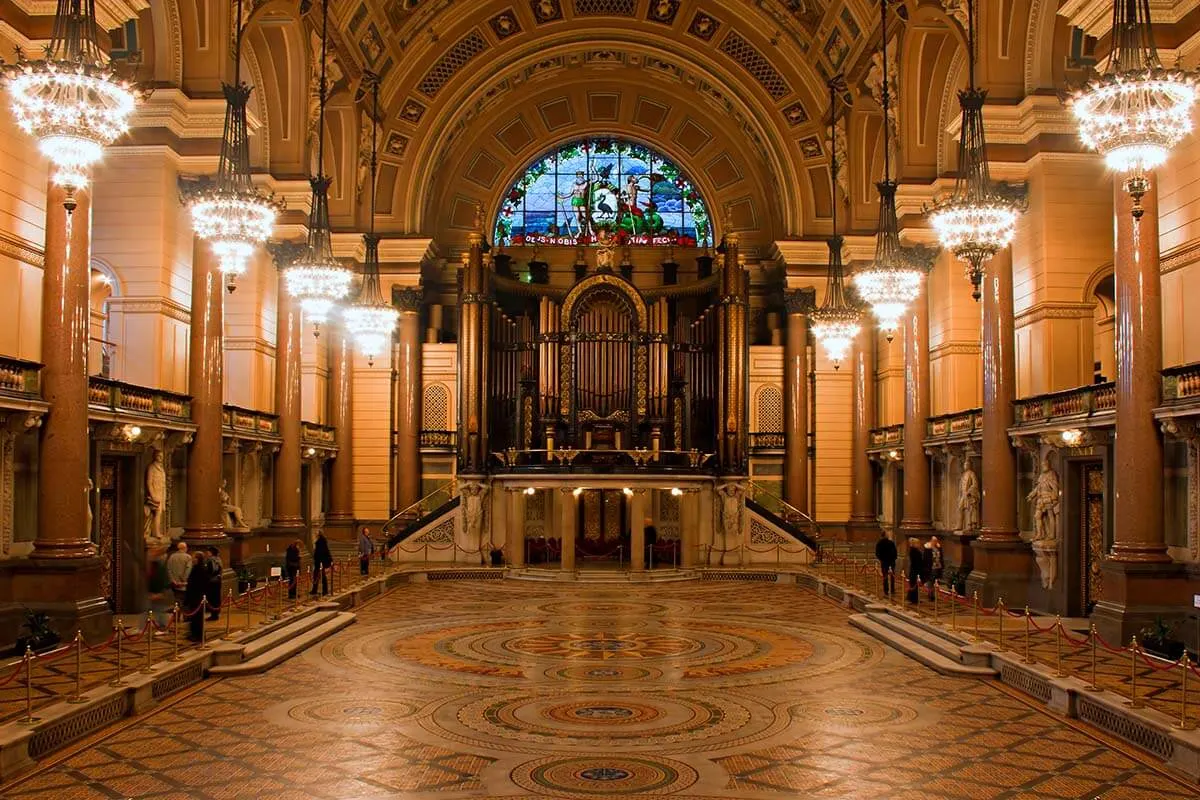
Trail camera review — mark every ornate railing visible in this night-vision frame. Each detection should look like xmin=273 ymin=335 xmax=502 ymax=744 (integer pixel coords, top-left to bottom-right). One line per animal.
xmin=222 ymin=405 xmax=279 ymax=438
xmin=0 ymin=356 xmax=40 ymax=396
xmin=87 ymin=377 xmax=191 ymax=420
xmin=745 ymin=479 xmax=821 ymax=550
xmin=749 ymin=431 xmax=785 ymax=450
xmin=420 ymin=429 xmax=457 ymax=449
xmin=1163 ymin=362 xmax=1200 ymax=404
xmin=89 ymin=337 xmax=118 ymax=378
xmin=302 ymin=421 xmax=337 ymax=449
xmin=867 ymin=424 xmax=903 ymax=452
xmin=382 ymin=478 xmax=459 ymax=540
xmin=1013 ymin=381 xmax=1115 ymax=426
xmin=491 ymin=448 xmax=715 ymax=471
xmin=926 ymin=408 xmax=981 ymax=441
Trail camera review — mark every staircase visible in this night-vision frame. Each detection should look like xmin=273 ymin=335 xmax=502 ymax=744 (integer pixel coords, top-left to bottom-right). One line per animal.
xmin=207 ymin=603 xmax=355 ymax=676
xmin=850 ymin=603 xmax=998 ymax=677
xmin=507 ymin=568 xmax=699 ymax=584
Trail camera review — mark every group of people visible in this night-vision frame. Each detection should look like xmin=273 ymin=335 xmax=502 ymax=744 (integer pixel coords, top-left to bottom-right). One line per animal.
xmin=874 ymin=532 xmax=944 ymax=604
xmin=148 ymin=541 xmax=223 ymax=643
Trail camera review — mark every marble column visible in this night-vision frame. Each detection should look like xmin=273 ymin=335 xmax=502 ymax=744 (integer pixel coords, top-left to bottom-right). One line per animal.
xmin=630 ymin=490 xmax=646 ymax=570
xmin=968 ymin=248 xmax=1031 ymax=605
xmin=183 ymin=241 xmax=227 ymax=545
xmin=508 ymin=490 xmax=526 ymax=568
xmin=271 ymin=270 xmax=305 ymax=534
xmin=560 ymin=488 xmax=577 ymax=572
xmin=1096 ymin=178 xmax=1185 ymax=642
xmin=395 ymin=288 xmax=423 ymax=511
xmin=35 ymin=183 xmax=94 ymax=560
xmin=325 ymin=325 xmax=354 ymax=540
xmin=679 ymin=491 xmax=697 ymax=568
xmin=846 ymin=335 xmax=879 ymax=541
xmin=717 ymin=235 xmax=748 ymax=474
xmin=458 ymin=235 xmax=487 ymax=473
xmin=783 ymin=292 xmax=809 ymax=512
xmin=898 ymin=288 xmax=933 ymax=539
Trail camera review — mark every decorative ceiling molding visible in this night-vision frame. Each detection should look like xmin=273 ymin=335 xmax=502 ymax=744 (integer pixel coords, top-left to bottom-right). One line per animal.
xmin=1058 ymin=0 xmax=1198 ymax=38
xmin=12 ymin=0 xmax=148 ymax=31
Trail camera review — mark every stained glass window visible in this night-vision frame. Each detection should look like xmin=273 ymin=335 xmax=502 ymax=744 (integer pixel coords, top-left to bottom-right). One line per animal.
xmin=494 ymin=138 xmax=711 ymax=248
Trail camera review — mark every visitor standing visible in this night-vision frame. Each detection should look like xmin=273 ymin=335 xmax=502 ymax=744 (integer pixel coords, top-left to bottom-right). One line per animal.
xmin=146 ymin=544 xmax=172 ymax=635
xmin=311 ymin=532 xmax=333 ymax=595
xmin=285 ymin=539 xmax=302 ymax=599
xmin=184 ymin=550 xmax=208 ymax=642
xmin=167 ymin=541 xmax=191 ymax=608
xmin=925 ymin=537 xmax=944 ymax=600
xmin=205 ymin=546 xmax=223 ymax=621
xmin=874 ymin=531 xmax=897 ymax=596
xmin=905 ymin=537 xmax=924 ymax=604
xmin=357 ymin=526 xmax=374 ymax=576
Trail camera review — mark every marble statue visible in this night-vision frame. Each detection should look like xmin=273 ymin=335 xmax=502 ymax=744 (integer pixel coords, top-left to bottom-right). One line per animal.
xmin=461 ymin=481 xmax=488 ymax=545
xmin=717 ymin=482 xmax=744 ymax=538
xmin=85 ymin=478 xmax=93 ymax=536
xmin=220 ymin=480 xmax=249 ymax=530
xmin=595 ymin=228 xmax=616 ymax=272
xmin=1027 ymin=453 xmax=1061 ymax=590
xmin=957 ymin=460 xmax=980 ymax=533
xmin=143 ymin=449 xmax=166 ymax=545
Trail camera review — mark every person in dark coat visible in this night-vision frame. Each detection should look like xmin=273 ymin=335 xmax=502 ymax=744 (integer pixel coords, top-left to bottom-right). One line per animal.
xmin=205 ymin=546 xmax=223 ymax=621
xmin=905 ymin=537 xmax=924 ymax=604
xmin=285 ymin=539 xmax=302 ymax=599
xmin=311 ymin=532 xmax=333 ymax=595
xmin=875 ymin=531 xmax=898 ymax=596
xmin=184 ymin=551 xmax=209 ymax=642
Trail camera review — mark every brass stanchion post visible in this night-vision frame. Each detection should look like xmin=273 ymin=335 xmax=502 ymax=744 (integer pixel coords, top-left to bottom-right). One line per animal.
xmin=1175 ymin=653 xmax=1194 ymax=730
xmin=950 ymin=587 xmax=957 ymax=631
xmin=1054 ymin=616 xmax=1065 ymax=677
xmin=1023 ymin=607 xmax=1032 ymax=664
xmin=972 ymin=591 xmax=980 ymax=640
xmin=171 ymin=603 xmax=182 ymax=660
xmin=198 ymin=598 xmax=210 ymax=650
xmin=933 ymin=581 xmax=939 ymax=622
xmin=1088 ymin=624 xmax=1099 ymax=691
xmin=141 ymin=611 xmax=155 ymax=673
xmin=110 ymin=621 xmax=126 ymax=687
xmin=1128 ymin=636 xmax=1143 ymax=708
xmin=18 ymin=647 xmax=38 ymax=724
xmin=277 ymin=573 xmax=284 ymax=617
xmin=997 ymin=599 xmax=1005 ymax=651
xmin=223 ymin=590 xmax=233 ymax=639
xmin=67 ymin=631 xmax=85 ymax=704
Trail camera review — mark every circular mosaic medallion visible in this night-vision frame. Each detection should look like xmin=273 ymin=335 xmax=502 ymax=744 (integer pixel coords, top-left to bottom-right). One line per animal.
xmin=544 ymin=700 xmax=662 ymax=725
xmin=505 ymin=631 xmax=701 ymax=660
xmin=280 ymin=697 xmax=417 ymax=731
xmin=512 ymin=756 xmax=698 ymax=796
xmin=789 ymin=696 xmax=923 ymax=729
xmin=535 ymin=600 xmax=670 ymax=617
xmin=548 ymin=664 xmax=660 ymax=682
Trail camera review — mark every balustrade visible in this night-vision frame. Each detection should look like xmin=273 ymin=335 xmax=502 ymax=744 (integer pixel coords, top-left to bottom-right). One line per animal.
xmin=0 ymin=356 xmax=40 ymax=396
xmin=1163 ymin=362 xmax=1200 ymax=403
xmin=87 ymin=377 xmax=191 ymax=421
xmin=1013 ymin=381 xmax=1115 ymax=427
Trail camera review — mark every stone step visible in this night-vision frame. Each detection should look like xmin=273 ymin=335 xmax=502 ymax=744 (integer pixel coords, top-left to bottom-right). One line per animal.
xmin=849 ymin=613 xmax=998 ymax=678
xmin=207 ymin=612 xmax=355 ymax=676
xmin=506 ymin=569 xmax=699 ymax=584
xmin=865 ymin=609 xmax=966 ymax=663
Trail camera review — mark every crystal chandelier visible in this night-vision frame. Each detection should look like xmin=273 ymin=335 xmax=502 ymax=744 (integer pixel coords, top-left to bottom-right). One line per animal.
xmin=184 ymin=0 xmax=280 ymax=291
xmin=810 ymin=77 xmax=861 ymax=369
xmin=4 ymin=0 xmax=141 ymax=198
xmin=1071 ymin=0 xmax=1196 ymax=217
xmin=852 ymin=0 xmax=922 ymax=341
xmin=343 ymin=73 xmax=398 ymax=366
xmin=285 ymin=0 xmax=353 ymax=335
xmin=927 ymin=0 xmax=1020 ymax=300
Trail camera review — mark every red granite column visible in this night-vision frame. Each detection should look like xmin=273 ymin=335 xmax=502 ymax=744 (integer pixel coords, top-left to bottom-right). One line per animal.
xmin=34 ymin=183 xmax=94 ymax=559
xmin=183 ymin=241 xmax=227 ymax=545
xmin=968 ymin=247 xmax=1032 ymax=605
xmin=324 ymin=324 xmax=354 ymax=540
xmin=394 ymin=288 xmax=422 ymax=511
xmin=783 ymin=293 xmax=809 ymax=513
xmin=898 ymin=287 xmax=932 ymax=538
xmin=271 ymin=271 xmax=305 ymax=533
xmin=846 ymin=334 xmax=879 ymax=541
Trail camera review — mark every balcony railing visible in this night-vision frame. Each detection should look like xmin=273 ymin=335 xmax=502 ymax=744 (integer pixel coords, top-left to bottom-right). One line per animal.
xmin=222 ymin=405 xmax=279 ymax=438
xmin=749 ymin=431 xmax=785 ymax=451
xmin=0 ymin=356 xmax=40 ymax=397
xmin=89 ymin=337 xmax=118 ymax=379
xmin=926 ymin=408 xmax=981 ymax=441
xmin=420 ymin=429 xmax=457 ymax=450
xmin=302 ymin=421 xmax=337 ymax=450
xmin=1013 ymin=381 xmax=1115 ymax=426
xmin=868 ymin=424 xmax=903 ymax=452
xmin=1163 ymin=362 xmax=1200 ymax=404
xmin=87 ymin=377 xmax=191 ymax=421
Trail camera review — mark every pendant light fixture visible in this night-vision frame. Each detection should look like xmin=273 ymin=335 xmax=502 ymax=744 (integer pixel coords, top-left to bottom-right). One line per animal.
xmin=810 ymin=76 xmax=861 ymax=369
xmin=4 ymin=0 xmax=142 ymax=200
xmin=927 ymin=0 xmax=1021 ymax=300
xmin=1071 ymin=0 xmax=1196 ymax=218
xmin=343 ymin=73 xmax=399 ymax=366
xmin=285 ymin=0 xmax=354 ymax=336
xmin=852 ymin=0 xmax=923 ymax=341
xmin=184 ymin=0 xmax=281 ymax=292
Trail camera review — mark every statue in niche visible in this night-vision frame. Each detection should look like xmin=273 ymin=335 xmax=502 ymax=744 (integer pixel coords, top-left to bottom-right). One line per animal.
xmin=143 ymin=449 xmax=167 ymax=546
xmin=461 ymin=481 xmax=488 ymax=545
xmin=220 ymin=480 xmax=249 ymax=530
xmin=85 ymin=478 xmax=93 ymax=537
xmin=717 ymin=482 xmax=744 ymax=538
xmin=594 ymin=227 xmax=616 ymax=272
xmin=957 ymin=458 xmax=980 ymax=533
xmin=1027 ymin=453 xmax=1061 ymax=543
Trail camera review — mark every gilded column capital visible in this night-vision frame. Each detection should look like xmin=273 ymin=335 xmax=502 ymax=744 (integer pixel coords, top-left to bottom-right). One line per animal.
xmin=901 ymin=243 xmax=939 ymax=273
xmin=267 ymin=240 xmax=307 ymax=270
xmin=785 ymin=288 xmax=816 ymax=315
xmin=393 ymin=286 xmax=423 ymax=314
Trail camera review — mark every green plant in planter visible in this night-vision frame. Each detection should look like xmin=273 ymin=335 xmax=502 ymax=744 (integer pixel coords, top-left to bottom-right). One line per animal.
xmin=235 ymin=566 xmax=258 ymax=593
xmin=1139 ymin=617 xmax=1186 ymax=661
xmin=15 ymin=608 xmax=60 ymax=654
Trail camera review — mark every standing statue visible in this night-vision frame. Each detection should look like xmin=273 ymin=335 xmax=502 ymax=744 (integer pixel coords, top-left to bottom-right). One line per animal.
xmin=84 ymin=478 xmax=93 ymax=537
xmin=957 ymin=459 xmax=980 ymax=533
xmin=1027 ymin=453 xmax=1061 ymax=542
xmin=595 ymin=227 xmax=616 ymax=271
xmin=143 ymin=449 xmax=167 ymax=546
xmin=717 ymin=482 xmax=744 ymax=538
xmin=461 ymin=481 xmax=488 ymax=545
xmin=220 ymin=480 xmax=249 ymax=530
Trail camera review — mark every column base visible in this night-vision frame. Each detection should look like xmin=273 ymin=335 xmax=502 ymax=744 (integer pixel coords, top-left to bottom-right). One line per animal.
xmin=966 ymin=537 xmax=1033 ymax=607
xmin=324 ymin=513 xmax=356 ymax=542
xmin=844 ymin=519 xmax=881 ymax=543
xmin=4 ymin=557 xmax=111 ymax=644
xmin=943 ymin=530 xmax=978 ymax=572
xmin=268 ymin=516 xmax=307 ymax=539
xmin=30 ymin=538 xmax=97 ymax=560
xmin=1092 ymin=560 xmax=1191 ymax=646
xmin=182 ymin=523 xmax=226 ymax=543
xmin=896 ymin=520 xmax=935 ymax=543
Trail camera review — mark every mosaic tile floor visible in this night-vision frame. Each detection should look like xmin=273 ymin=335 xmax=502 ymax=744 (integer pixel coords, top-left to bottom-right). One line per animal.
xmin=3 ymin=580 xmax=1196 ymax=799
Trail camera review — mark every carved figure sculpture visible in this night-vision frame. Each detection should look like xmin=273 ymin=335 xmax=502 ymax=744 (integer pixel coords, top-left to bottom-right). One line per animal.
xmin=220 ymin=480 xmax=249 ymax=530
xmin=957 ymin=460 xmax=980 ymax=533
xmin=718 ymin=482 xmax=744 ymax=538
xmin=143 ymin=449 xmax=167 ymax=545
xmin=461 ymin=481 xmax=488 ymax=545
xmin=85 ymin=478 xmax=93 ymax=536
xmin=1027 ymin=453 xmax=1061 ymax=543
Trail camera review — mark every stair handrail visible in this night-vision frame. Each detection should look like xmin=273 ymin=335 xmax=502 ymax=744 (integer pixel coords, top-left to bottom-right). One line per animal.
xmin=745 ymin=480 xmax=822 ymax=545
xmin=381 ymin=478 xmax=459 ymax=537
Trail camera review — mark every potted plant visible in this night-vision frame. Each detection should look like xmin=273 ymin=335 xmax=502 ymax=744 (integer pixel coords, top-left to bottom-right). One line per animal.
xmin=15 ymin=608 xmax=61 ymax=655
xmin=235 ymin=566 xmax=258 ymax=594
xmin=1138 ymin=618 xmax=1186 ymax=661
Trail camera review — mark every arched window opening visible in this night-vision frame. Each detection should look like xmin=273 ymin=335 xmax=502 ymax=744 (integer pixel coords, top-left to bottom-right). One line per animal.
xmin=495 ymin=137 xmax=711 ymax=248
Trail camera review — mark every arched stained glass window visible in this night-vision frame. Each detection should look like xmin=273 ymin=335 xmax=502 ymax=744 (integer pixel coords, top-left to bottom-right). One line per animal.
xmin=494 ymin=138 xmax=711 ymax=248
